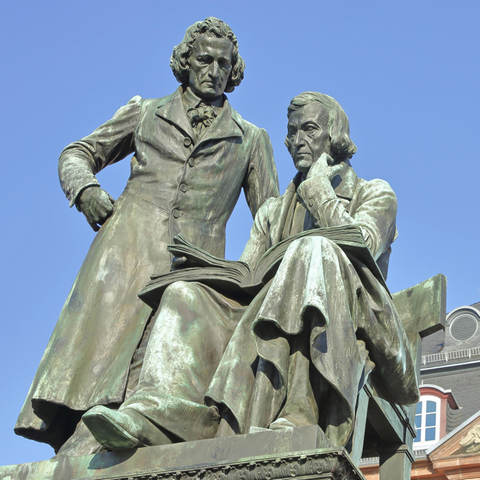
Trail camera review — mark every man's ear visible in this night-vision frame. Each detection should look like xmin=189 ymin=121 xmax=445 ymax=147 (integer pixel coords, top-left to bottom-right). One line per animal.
xmin=180 ymin=50 xmax=190 ymax=70
xmin=284 ymin=137 xmax=291 ymax=152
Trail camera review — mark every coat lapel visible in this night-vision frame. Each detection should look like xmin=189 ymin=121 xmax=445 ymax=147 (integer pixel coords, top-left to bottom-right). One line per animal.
xmin=193 ymin=98 xmax=244 ymax=149
xmin=155 ymin=90 xmax=244 ymax=147
xmin=155 ymin=87 xmax=195 ymax=140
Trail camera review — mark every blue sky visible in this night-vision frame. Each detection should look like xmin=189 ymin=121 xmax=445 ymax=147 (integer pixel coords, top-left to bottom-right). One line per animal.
xmin=1 ymin=0 xmax=479 ymax=466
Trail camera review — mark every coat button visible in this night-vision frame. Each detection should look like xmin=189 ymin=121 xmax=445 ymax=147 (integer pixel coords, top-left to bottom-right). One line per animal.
xmin=184 ymin=137 xmax=192 ymax=148
xmin=172 ymin=208 xmax=180 ymax=218
xmin=188 ymin=158 xmax=195 ymax=167
xmin=180 ymin=183 xmax=187 ymax=193
xmin=308 ymin=199 xmax=314 ymax=207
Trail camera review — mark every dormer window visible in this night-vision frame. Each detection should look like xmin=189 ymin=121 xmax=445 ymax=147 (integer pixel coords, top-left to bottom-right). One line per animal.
xmin=413 ymin=386 xmax=459 ymax=451
xmin=414 ymin=395 xmax=441 ymax=447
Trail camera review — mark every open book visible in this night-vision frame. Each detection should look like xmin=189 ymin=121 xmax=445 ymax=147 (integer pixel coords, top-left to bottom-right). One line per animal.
xmin=138 ymin=224 xmax=387 ymax=309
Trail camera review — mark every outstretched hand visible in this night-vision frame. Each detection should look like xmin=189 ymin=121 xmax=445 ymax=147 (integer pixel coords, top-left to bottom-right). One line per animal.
xmin=77 ymin=187 xmax=115 ymax=232
xmin=306 ymin=153 xmax=343 ymax=182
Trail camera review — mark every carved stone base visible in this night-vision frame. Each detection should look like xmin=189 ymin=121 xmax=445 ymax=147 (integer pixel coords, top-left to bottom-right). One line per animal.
xmin=0 ymin=426 xmax=365 ymax=480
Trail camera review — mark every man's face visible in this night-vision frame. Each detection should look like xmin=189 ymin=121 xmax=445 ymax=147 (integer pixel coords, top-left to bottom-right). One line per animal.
xmin=188 ymin=34 xmax=233 ymax=101
xmin=286 ymin=103 xmax=332 ymax=173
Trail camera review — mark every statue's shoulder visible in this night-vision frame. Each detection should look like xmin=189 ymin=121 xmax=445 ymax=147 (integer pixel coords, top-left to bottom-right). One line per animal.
xmin=126 ymin=95 xmax=143 ymax=104
xmin=357 ymin=177 xmax=397 ymax=205
xmin=251 ymin=195 xmax=282 ymax=227
xmin=259 ymin=180 xmax=296 ymax=218
xmin=227 ymin=103 xmax=268 ymax=139
xmin=153 ymin=90 xmax=181 ymax=109
xmin=134 ymin=89 xmax=182 ymax=113
xmin=231 ymin=112 xmax=254 ymax=130
xmin=363 ymin=177 xmax=396 ymax=194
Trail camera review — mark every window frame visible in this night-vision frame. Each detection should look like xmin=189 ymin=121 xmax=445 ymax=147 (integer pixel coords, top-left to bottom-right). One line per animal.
xmin=414 ymin=395 xmax=442 ymax=448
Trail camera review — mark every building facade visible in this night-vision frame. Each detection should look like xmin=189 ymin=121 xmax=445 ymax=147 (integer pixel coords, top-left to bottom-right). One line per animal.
xmin=361 ymin=301 xmax=480 ymax=479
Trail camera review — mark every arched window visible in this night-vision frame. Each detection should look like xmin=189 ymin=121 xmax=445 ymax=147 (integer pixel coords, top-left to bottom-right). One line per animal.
xmin=414 ymin=395 xmax=441 ymax=447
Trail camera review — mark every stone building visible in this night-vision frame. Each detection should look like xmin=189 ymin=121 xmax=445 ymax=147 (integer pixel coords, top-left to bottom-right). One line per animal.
xmin=362 ymin=301 xmax=480 ymax=479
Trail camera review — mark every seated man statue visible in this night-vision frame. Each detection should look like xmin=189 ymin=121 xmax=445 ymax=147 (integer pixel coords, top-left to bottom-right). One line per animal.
xmin=83 ymin=92 xmax=420 ymax=450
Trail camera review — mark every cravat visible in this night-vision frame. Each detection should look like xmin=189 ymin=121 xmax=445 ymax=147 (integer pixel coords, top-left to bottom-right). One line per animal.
xmin=187 ymin=103 xmax=217 ymax=140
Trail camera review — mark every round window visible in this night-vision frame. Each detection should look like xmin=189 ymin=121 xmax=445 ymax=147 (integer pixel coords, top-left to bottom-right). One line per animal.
xmin=450 ymin=312 xmax=478 ymax=342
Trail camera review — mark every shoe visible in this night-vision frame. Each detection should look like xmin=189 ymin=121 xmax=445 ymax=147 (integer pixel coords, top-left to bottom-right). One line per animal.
xmin=82 ymin=406 xmax=145 ymax=450
xmin=83 ymin=406 xmax=170 ymax=450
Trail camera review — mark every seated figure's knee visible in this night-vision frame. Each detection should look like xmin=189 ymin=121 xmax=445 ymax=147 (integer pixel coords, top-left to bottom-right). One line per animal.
xmin=162 ymin=281 xmax=200 ymax=304
xmin=286 ymin=236 xmax=335 ymax=257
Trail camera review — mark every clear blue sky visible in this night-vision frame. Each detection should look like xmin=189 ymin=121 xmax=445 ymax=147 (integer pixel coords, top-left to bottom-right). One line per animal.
xmin=1 ymin=0 xmax=479 ymax=466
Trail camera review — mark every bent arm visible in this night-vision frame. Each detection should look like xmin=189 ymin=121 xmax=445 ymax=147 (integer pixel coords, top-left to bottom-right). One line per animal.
xmin=297 ymin=175 xmax=397 ymax=260
xmin=243 ymin=128 xmax=279 ymax=217
xmin=58 ymin=96 xmax=143 ymax=206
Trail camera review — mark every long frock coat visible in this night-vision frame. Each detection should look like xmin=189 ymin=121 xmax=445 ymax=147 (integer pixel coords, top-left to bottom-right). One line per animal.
xmin=15 ymin=87 xmax=279 ymax=449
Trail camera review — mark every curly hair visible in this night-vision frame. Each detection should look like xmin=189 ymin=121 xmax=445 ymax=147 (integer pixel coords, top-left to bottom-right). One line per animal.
xmin=286 ymin=92 xmax=357 ymax=162
xmin=170 ymin=17 xmax=245 ymax=94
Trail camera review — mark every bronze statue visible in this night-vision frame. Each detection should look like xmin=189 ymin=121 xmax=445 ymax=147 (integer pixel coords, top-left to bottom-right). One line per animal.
xmin=81 ymin=92 xmax=419 ymax=450
xmin=15 ymin=17 xmax=279 ymax=454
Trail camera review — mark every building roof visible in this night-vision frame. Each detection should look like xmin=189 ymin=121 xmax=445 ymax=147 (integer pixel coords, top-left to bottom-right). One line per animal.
xmin=422 ymin=329 xmax=445 ymax=355
xmin=419 ymin=302 xmax=480 ymax=432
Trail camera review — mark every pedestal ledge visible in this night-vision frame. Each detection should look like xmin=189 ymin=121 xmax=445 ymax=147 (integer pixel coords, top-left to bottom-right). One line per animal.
xmin=0 ymin=426 xmax=365 ymax=480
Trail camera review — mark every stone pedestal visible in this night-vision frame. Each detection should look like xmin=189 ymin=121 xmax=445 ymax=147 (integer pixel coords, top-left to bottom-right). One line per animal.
xmin=0 ymin=426 xmax=365 ymax=480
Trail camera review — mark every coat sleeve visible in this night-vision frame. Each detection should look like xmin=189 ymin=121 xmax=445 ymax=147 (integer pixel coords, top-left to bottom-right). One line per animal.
xmin=243 ymin=128 xmax=279 ymax=217
xmin=297 ymin=175 xmax=397 ymax=261
xmin=58 ymin=96 xmax=143 ymax=206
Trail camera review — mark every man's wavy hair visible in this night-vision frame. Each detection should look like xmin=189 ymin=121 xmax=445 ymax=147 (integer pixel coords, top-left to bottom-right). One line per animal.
xmin=286 ymin=92 xmax=357 ymax=162
xmin=170 ymin=17 xmax=245 ymax=94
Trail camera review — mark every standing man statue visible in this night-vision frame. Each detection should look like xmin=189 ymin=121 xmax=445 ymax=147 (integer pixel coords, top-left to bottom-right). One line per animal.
xmin=15 ymin=17 xmax=279 ymax=455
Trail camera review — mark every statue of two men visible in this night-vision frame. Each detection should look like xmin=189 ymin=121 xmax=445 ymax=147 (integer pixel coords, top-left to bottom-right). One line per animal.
xmin=79 ymin=92 xmax=419 ymax=451
xmin=16 ymin=17 xmax=419 ymax=456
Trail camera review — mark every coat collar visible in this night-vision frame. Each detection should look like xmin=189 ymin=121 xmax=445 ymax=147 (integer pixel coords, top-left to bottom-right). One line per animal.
xmin=155 ymin=87 xmax=244 ymax=145
xmin=333 ymin=163 xmax=358 ymax=200
xmin=182 ymin=86 xmax=223 ymax=112
xmin=155 ymin=87 xmax=194 ymax=139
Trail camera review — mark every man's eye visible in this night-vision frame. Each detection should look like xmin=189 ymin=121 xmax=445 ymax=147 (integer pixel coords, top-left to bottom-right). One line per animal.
xmin=304 ymin=125 xmax=317 ymax=132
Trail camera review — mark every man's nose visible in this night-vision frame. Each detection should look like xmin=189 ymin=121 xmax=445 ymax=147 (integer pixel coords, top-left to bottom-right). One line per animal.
xmin=208 ymin=61 xmax=220 ymax=79
xmin=293 ymin=130 xmax=305 ymax=147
